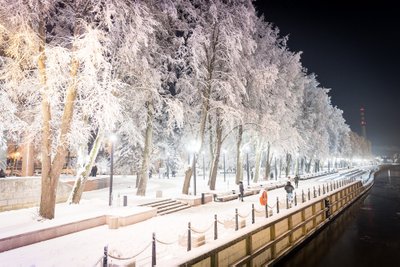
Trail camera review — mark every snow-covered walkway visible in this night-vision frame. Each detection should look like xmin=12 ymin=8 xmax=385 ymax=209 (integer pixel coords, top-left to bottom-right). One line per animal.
xmin=0 ymin=168 xmax=373 ymax=267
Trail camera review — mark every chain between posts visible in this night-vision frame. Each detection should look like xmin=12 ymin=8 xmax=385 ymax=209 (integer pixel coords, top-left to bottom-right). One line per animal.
xmin=100 ymin=178 xmax=359 ymax=265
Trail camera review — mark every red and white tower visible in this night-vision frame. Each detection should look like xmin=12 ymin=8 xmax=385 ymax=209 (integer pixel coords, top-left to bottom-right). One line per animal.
xmin=360 ymin=106 xmax=367 ymax=139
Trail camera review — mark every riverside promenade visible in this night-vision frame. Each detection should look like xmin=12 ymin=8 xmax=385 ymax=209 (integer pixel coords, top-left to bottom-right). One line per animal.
xmin=0 ymin=167 xmax=374 ymax=267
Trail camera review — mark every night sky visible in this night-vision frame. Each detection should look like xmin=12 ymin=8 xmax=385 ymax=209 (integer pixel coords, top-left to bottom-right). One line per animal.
xmin=254 ymin=0 xmax=400 ymax=156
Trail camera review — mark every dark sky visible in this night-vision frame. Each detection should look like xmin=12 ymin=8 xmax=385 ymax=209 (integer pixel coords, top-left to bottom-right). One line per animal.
xmin=254 ymin=0 xmax=400 ymax=156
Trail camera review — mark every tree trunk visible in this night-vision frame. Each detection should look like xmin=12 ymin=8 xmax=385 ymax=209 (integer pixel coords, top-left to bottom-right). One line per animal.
xmin=182 ymin=87 xmax=210 ymax=194
xmin=137 ymin=100 xmax=154 ymax=196
xmin=306 ymin=157 xmax=312 ymax=173
xmin=207 ymin=115 xmax=214 ymax=186
xmin=235 ymin=125 xmax=243 ymax=184
xmin=253 ymin=139 xmax=262 ymax=182
xmin=68 ymin=131 xmax=103 ymax=204
xmin=263 ymin=142 xmax=271 ymax=180
xmin=209 ymin=114 xmax=223 ymax=190
xmin=285 ymin=153 xmax=292 ymax=177
xmin=39 ymin=17 xmax=79 ymax=218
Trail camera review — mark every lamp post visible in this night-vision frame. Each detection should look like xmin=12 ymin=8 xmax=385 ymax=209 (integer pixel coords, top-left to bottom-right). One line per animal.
xmin=190 ymin=141 xmax=201 ymax=196
xmin=202 ymin=151 xmax=205 ymax=180
xmin=166 ymin=152 xmax=170 ymax=179
xmin=109 ymin=134 xmax=117 ymax=206
xmin=193 ymin=153 xmax=197 ymax=195
xmin=223 ymin=150 xmax=226 ymax=182
xmin=246 ymin=151 xmax=250 ymax=186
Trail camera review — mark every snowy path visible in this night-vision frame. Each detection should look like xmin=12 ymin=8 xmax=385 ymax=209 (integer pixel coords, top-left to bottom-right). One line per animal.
xmin=0 ymin=168 xmax=372 ymax=267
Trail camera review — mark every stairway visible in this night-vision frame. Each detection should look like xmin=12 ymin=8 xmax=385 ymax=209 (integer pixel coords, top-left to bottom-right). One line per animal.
xmin=139 ymin=199 xmax=190 ymax=216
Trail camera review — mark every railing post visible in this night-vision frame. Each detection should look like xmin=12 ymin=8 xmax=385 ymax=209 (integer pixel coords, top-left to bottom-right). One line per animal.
xmin=187 ymin=222 xmax=191 ymax=251
xmin=302 ymin=190 xmax=305 ymax=203
xmin=214 ymin=214 xmax=218 ymax=240
xmin=252 ymin=204 xmax=255 ymax=224
xmin=286 ymin=194 xmax=289 ymax=209
xmin=294 ymin=192 xmax=297 ymax=206
xmin=152 ymin=233 xmax=156 ymax=267
xmin=235 ymin=208 xmax=239 ymax=231
xmin=265 ymin=203 xmax=269 ymax=218
xmin=103 ymin=245 xmax=108 ymax=267
xmin=276 ymin=197 xmax=280 ymax=214
xmin=323 ymin=184 xmax=325 ymax=194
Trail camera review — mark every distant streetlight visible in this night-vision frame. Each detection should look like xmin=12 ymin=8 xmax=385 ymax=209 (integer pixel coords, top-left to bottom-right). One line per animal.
xmin=243 ymin=145 xmax=250 ymax=186
xmin=166 ymin=152 xmax=170 ymax=179
xmin=223 ymin=149 xmax=226 ymax=182
xmin=109 ymin=134 xmax=117 ymax=206
xmin=202 ymin=151 xmax=205 ymax=180
xmin=190 ymin=140 xmax=201 ymax=195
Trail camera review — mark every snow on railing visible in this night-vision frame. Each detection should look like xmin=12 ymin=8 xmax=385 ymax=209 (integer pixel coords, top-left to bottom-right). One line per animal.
xmin=97 ymin=176 xmax=361 ymax=266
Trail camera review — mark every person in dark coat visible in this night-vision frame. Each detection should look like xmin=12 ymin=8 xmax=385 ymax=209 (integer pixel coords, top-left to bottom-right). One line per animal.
xmin=284 ymin=181 xmax=295 ymax=204
xmin=238 ymin=181 xmax=244 ymax=202
xmin=90 ymin=165 xmax=98 ymax=177
xmin=0 ymin=168 xmax=5 ymax=178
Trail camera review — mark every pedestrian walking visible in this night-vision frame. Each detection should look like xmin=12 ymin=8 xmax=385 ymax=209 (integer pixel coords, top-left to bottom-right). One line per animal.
xmin=90 ymin=165 xmax=98 ymax=177
xmin=294 ymin=174 xmax=299 ymax=188
xmin=238 ymin=181 xmax=244 ymax=202
xmin=284 ymin=181 xmax=295 ymax=206
xmin=0 ymin=168 xmax=6 ymax=178
xmin=259 ymin=186 xmax=268 ymax=206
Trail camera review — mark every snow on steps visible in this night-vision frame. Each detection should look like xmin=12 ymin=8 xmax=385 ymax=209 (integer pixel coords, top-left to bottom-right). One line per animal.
xmin=139 ymin=198 xmax=190 ymax=216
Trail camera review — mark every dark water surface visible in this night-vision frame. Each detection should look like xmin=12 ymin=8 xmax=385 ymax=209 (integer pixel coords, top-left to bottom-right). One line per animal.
xmin=274 ymin=170 xmax=400 ymax=267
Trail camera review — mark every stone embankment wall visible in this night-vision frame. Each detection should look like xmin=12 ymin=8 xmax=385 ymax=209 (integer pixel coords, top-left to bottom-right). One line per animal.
xmin=0 ymin=177 xmax=71 ymax=212
xmin=173 ymin=180 xmax=371 ymax=266
xmin=0 ymin=177 xmax=110 ymax=212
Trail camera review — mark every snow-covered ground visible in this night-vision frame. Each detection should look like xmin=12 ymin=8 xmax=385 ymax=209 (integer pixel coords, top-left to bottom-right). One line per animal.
xmin=0 ymin=169 xmax=373 ymax=267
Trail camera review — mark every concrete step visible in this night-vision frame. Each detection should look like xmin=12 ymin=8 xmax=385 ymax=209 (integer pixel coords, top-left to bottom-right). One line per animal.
xmin=158 ymin=204 xmax=191 ymax=216
xmin=138 ymin=199 xmax=172 ymax=207
xmin=157 ymin=202 xmax=187 ymax=212
xmin=139 ymin=198 xmax=191 ymax=215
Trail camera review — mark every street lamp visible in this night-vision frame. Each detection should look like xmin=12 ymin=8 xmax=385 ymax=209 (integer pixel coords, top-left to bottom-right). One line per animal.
xmin=202 ymin=151 xmax=205 ymax=180
xmin=243 ymin=145 xmax=250 ymax=186
xmin=222 ymin=149 xmax=226 ymax=182
xmin=166 ymin=152 xmax=170 ymax=179
xmin=190 ymin=140 xmax=201 ymax=195
xmin=109 ymin=134 xmax=117 ymax=206
xmin=246 ymin=151 xmax=250 ymax=186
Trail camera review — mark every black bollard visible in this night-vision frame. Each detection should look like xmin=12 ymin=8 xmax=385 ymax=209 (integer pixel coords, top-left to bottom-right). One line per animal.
xmin=276 ymin=197 xmax=279 ymax=214
xmin=302 ymin=190 xmax=305 ymax=203
xmin=294 ymin=192 xmax=297 ymax=206
xmin=152 ymin=233 xmax=156 ymax=267
xmin=214 ymin=214 xmax=218 ymax=240
xmin=252 ymin=204 xmax=255 ymax=224
xmin=123 ymin=195 xmax=128 ymax=207
xmin=308 ymin=188 xmax=311 ymax=200
xmin=187 ymin=222 xmax=191 ymax=251
xmin=103 ymin=245 xmax=108 ymax=267
xmin=265 ymin=203 xmax=269 ymax=218
xmin=235 ymin=209 xmax=239 ymax=231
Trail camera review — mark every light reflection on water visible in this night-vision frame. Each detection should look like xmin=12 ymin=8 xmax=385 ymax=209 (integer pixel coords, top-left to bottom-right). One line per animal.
xmin=274 ymin=168 xmax=400 ymax=267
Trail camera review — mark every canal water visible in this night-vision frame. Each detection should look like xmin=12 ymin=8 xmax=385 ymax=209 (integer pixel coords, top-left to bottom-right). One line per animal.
xmin=274 ymin=168 xmax=400 ymax=267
